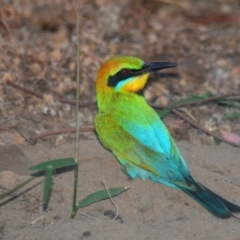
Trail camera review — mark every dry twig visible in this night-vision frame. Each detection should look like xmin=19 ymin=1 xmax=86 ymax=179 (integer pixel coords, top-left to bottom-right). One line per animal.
xmin=151 ymin=93 xmax=240 ymax=110
xmin=100 ymin=177 xmax=119 ymax=221
xmin=6 ymin=79 xmax=96 ymax=108
xmin=172 ymin=108 xmax=240 ymax=148
xmin=32 ymin=126 xmax=94 ymax=140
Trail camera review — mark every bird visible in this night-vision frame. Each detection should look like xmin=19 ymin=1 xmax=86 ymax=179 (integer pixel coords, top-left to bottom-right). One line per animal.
xmin=94 ymin=55 xmax=240 ymax=219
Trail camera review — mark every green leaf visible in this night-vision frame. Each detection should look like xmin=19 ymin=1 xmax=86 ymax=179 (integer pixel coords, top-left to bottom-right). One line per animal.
xmin=29 ymin=158 xmax=75 ymax=171
xmin=182 ymin=95 xmax=205 ymax=101
xmin=224 ymin=111 xmax=240 ymax=119
xmin=157 ymin=108 xmax=171 ymax=118
xmin=155 ymin=93 xmax=239 ymax=121
xmin=218 ymin=99 xmax=236 ymax=107
xmin=199 ymin=92 xmax=213 ymax=98
xmin=214 ymin=138 xmax=222 ymax=145
xmin=43 ymin=166 xmax=53 ymax=207
xmin=78 ymin=187 xmax=130 ymax=208
xmin=179 ymin=93 xmax=212 ymax=103
xmin=156 ymin=94 xmax=206 ymax=118
xmin=0 ymin=176 xmax=36 ymax=201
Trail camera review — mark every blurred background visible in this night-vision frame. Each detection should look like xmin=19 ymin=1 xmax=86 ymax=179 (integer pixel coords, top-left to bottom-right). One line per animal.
xmin=0 ymin=0 xmax=240 ymax=145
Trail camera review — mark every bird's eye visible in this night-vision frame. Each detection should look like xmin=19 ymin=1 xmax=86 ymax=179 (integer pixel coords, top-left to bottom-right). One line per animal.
xmin=120 ymin=68 xmax=130 ymax=77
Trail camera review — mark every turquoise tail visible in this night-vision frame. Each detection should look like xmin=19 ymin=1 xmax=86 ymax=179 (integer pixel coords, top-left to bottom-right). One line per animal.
xmin=179 ymin=180 xmax=240 ymax=219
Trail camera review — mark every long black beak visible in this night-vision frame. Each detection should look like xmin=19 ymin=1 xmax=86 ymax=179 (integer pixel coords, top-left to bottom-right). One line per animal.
xmin=137 ymin=62 xmax=177 ymax=75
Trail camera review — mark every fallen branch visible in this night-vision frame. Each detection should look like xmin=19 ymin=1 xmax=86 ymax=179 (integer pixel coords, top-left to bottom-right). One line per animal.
xmin=0 ymin=14 xmax=12 ymax=40
xmin=6 ymin=79 xmax=96 ymax=108
xmin=157 ymin=0 xmax=188 ymax=9
xmin=172 ymin=108 xmax=240 ymax=148
xmin=32 ymin=126 xmax=94 ymax=140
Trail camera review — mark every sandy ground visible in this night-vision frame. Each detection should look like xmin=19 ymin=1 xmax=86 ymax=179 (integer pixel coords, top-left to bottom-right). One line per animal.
xmin=1 ymin=1 xmax=240 ymax=239
xmin=1 ymin=131 xmax=240 ymax=240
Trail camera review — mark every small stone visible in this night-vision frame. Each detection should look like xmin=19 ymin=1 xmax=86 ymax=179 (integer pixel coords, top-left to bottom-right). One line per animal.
xmin=148 ymin=33 xmax=158 ymax=44
xmin=43 ymin=94 xmax=54 ymax=104
xmin=216 ymin=59 xmax=229 ymax=69
xmin=83 ymin=231 xmax=91 ymax=237
xmin=55 ymin=135 xmax=64 ymax=147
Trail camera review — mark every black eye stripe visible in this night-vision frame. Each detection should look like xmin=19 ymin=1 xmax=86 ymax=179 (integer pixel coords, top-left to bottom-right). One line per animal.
xmin=106 ymin=62 xmax=177 ymax=88
xmin=120 ymin=68 xmax=130 ymax=77
xmin=107 ymin=68 xmax=141 ymax=87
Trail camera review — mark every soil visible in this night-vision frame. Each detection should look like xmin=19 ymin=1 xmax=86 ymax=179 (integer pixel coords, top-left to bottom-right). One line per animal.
xmin=0 ymin=1 xmax=240 ymax=240
xmin=1 ymin=137 xmax=240 ymax=240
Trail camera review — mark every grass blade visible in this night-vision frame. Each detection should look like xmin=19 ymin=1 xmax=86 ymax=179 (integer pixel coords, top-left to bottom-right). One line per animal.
xmin=224 ymin=111 xmax=240 ymax=119
xmin=0 ymin=176 xmax=36 ymax=201
xmin=29 ymin=158 xmax=75 ymax=171
xmin=43 ymin=166 xmax=53 ymax=209
xmin=219 ymin=99 xmax=236 ymax=107
xmin=157 ymin=108 xmax=171 ymax=118
xmin=78 ymin=187 xmax=130 ymax=208
xmin=157 ymin=95 xmax=205 ymax=118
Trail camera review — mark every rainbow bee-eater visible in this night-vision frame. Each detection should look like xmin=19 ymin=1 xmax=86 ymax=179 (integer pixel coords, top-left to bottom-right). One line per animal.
xmin=94 ymin=56 xmax=240 ymax=219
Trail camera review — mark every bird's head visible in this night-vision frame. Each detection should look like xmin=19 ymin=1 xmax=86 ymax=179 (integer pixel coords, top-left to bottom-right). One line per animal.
xmin=96 ymin=56 xmax=177 ymax=94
